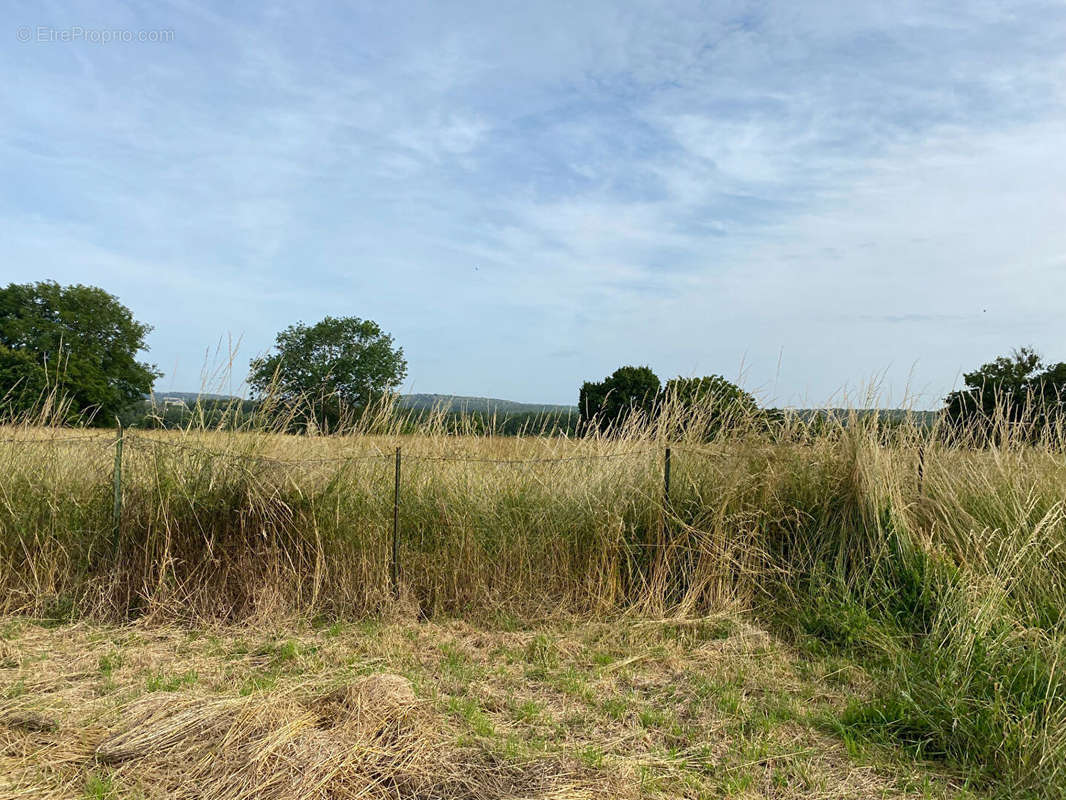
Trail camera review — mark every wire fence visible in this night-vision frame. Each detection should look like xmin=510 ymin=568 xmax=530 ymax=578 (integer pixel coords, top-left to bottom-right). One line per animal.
xmin=0 ymin=429 xmax=932 ymax=595
xmin=126 ymin=433 xmax=392 ymax=465
xmin=0 ymin=434 xmax=114 ymax=446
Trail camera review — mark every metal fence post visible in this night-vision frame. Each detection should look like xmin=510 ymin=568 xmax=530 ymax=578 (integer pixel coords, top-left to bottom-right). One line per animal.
xmin=111 ymin=422 xmax=124 ymax=555
xmin=917 ymin=441 xmax=925 ymax=496
xmin=391 ymin=446 xmax=401 ymax=598
xmin=663 ymin=446 xmax=671 ymax=510
xmin=662 ymin=446 xmax=671 ymax=540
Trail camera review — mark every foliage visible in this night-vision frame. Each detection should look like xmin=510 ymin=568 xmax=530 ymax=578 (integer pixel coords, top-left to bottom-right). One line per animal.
xmin=578 ymin=366 xmax=660 ymax=433
xmin=661 ymin=375 xmax=758 ymax=437
xmin=249 ymin=316 xmax=407 ymax=432
xmin=0 ymin=281 xmax=158 ymax=424
xmin=944 ymin=347 xmax=1066 ymax=439
xmin=579 ymin=368 xmax=760 ymax=438
xmin=0 ymin=345 xmax=50 ymax=416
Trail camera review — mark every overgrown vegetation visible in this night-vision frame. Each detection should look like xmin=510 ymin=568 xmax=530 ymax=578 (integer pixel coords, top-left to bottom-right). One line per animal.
xmin=1 ymin=397 xmax=1065 ymax=796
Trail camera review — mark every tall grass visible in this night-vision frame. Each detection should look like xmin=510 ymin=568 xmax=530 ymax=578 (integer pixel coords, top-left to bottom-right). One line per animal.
xmin=1 ymin=396 xmax=1065 ymax=794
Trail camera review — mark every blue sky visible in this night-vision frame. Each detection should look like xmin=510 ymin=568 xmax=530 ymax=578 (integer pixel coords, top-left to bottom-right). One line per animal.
xmin=3 ymin=1 xmax=1065 ymax=407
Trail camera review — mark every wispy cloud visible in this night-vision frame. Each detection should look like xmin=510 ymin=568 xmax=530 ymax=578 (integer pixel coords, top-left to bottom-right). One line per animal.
xmin=2 ymin=0 xmax=1064 ymax=406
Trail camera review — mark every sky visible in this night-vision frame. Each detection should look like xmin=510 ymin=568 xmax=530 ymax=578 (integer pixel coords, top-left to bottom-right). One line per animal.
xmin=3 ymin=1 xmax=1065 ymax=408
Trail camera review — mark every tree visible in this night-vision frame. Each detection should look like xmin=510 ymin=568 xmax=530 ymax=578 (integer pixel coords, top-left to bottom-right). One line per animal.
xmin=249 ymin=316 xmax=407 ymax=431
xmin=0 ymin=281 xmax=159 ymax=423
xmin=579 ymin=365 xmax=661 ymax=433
xmin=661 ymin=375 xmax=758 ymax=436
xmin=944 ymin=347 xmax=1066 ymax=437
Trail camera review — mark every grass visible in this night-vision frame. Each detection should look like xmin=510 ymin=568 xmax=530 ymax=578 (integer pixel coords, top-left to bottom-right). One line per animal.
xmin=0 ymin=616 xmax=980 ymax=799
xmin=0 ymin=397 xmax=1065 ymax=795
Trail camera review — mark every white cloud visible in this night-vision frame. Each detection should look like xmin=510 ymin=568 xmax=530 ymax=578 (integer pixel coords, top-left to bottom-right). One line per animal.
xmin=1 ymin=0 xmax=1064 ymax=405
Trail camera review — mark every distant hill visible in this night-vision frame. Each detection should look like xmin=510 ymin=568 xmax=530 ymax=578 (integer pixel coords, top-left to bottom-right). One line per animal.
xmin=396 ymin=394 xmax=577 ymax=415
xmin=784 ymin=408 xmax=941 ymax=427
xmin=148 ymin=391 xmax=938 ymax=425
xmin=149 ymin=391 xmax=235 ymax=402
xmin=149 ymin=391 xmax=577 ymax=415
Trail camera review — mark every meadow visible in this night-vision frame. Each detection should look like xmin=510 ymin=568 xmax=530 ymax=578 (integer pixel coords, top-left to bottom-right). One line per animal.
xmin=0 ymin=402 xmax=1064 ymax=798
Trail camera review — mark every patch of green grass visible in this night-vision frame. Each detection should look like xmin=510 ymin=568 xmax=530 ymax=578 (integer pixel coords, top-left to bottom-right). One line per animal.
xmin=82 ymin=771 xmax=114 ymax=799
xmin=661 ymin=618 xmax=736 ymax=645
xmin=578 ymin=744 xmax=605 ymax=768
xmin=600 ymin=696 xmax=630 ymax=720
xmin=439 ymin=642 xmax=468 ymax=671
xmin=543 ymin=665 xmax=594 ymax=702
xmin=589 ymin=649 xmax=614 ymax=667
xmin=4 ymin=678 xmax=26 ymax=698
xmin=255 ymin=639 xmax=301 ymax=664
xmin=98 ymin=652 xmax=122 ymax=678
xmin=721 ymin=771 xmax=755 ymax=796
xmin=512 ymin=698 xmax=543 ymax=723
xmin=145 ymin=669 xmax=198 ymax=693
xmin=238 ymin=671 xmax=278 ymax=696
xmin=438 ymin=641 xmax=483 ymax=687
xmin=97 ymin=651 xmax=124 ymax=694
xmin=488 ymin=609 xmax=524 ymax=632
xmin=37 ymin=596 xmax=76 ymax=628
xmin=0 ymin=619 xmax=21 ymax=640
xmin=716 ymin=687 xmax=743 ymax=716
xmin=523 ymin=634 xmax=558 ymax=672
xmin=446 ymin=695 xmax=494 ymax=737
xmin=638 ymin=707 xmax=669 ymax=729
xmin=323 ymin=621 xmax=347 ymax=638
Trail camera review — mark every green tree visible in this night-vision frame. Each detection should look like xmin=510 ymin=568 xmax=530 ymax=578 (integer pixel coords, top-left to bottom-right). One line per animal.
xmin=944 ymin=347 xmax=1066 ymax=437
xmin=661 ymin=375 xmax=758 ymax=436
xmin=0 ymin=281 xmax=159 ymax=423
xmin=579 ymin=365 xmax=661 ymax=434
xmin=249 ymin=316 xmax=407 ymax=431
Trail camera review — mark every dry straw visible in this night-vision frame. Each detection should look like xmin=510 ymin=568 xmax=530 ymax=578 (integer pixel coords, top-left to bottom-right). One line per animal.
xmin=91 ymin=674 xmax=619 ymax=800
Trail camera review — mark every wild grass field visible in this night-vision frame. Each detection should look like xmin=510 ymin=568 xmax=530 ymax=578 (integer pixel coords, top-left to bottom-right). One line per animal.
xmin=1 ymin=404 xmax=1064 ymax=798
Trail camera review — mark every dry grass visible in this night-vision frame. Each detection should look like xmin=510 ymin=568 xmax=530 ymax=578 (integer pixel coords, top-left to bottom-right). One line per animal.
xmin=0 ymin=615 xmax=978 ymax=800
xmin=2 ymin=401 xmax=1066 ymax=795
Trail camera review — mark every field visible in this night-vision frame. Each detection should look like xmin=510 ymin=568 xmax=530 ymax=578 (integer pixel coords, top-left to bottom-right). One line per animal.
xmin=2 ymin=615 xmax=978 ymax=800
xmin=1 ymin=408 xmax=1065 ymax=798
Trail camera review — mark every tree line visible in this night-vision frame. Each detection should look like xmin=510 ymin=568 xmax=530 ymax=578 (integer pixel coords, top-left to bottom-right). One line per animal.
xmin=2 ymin=280 xmax=1065 ymax=438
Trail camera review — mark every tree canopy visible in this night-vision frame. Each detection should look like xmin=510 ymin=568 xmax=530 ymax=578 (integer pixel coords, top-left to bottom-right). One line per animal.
xmin=249 ymin=316 xmax=407 ymax=430
xmin=0 ymin=281 xmax=158 ymax=423
xmin=661 ymin=375 xmax=758 ymax=435
xmin=944 ymin=347 xmax=1066 ymax=436
xmin=579 ymin=366 xmax=661 ymax=433
xmin=579 ymin=367 xmax=759 ymax=436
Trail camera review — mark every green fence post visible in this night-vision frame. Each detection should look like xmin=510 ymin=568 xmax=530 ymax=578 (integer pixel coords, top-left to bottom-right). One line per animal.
xmin=391 ymin=446 xmax=401 ymax=598
xmin=662 ymin=445 xmax=671 ymax=536
xmin=917 ymin=441 xmax=925 ymax=496
xmin=111 ymin=422 xmax=124 ymax=556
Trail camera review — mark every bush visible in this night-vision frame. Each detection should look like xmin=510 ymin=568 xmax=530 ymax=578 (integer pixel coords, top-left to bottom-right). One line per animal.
xmin=578 ymin=366 xmax=660 ymax=434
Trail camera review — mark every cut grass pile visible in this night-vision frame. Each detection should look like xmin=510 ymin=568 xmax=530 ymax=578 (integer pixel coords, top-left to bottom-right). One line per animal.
xmin=0 ymin=615 xmax=980 ymax=799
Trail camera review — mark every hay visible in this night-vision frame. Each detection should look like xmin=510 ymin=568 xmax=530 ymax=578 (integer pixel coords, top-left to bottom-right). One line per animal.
xmin=0 ymin=710 xmax=58 ymax=733
xmin=94 ymin=674 xmax=622 ymax=800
